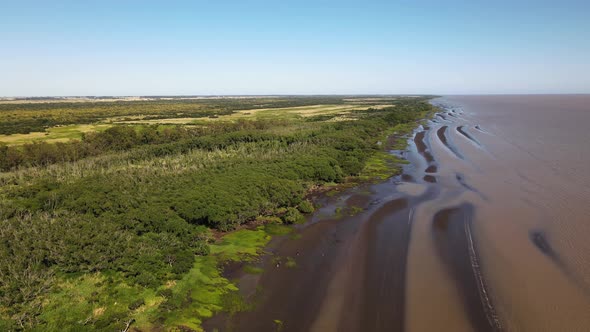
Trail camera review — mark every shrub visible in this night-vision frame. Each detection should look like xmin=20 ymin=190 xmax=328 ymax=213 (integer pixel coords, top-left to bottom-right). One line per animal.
xmin=128 ymin=298 xmax=146 ymax=310
xmin=282 ymin=207 xmax=305 ymax=224
xmin=298 ymin=200 xmax=315 ymax=214
xmin=255 ymin=215 xmax=283 ymax=224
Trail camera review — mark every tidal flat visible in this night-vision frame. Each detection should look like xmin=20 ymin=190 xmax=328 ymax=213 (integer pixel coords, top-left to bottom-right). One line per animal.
xmin=205 ymin=95 xmax=590 ymax=332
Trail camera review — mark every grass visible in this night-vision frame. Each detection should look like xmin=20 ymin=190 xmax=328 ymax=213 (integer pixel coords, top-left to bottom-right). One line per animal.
xmin=0 ymin=97 xmax=314 ymax=135
xmin=263 ymin=224 xmax=293 ymax=236
xmin=36 ymin=273 xmax=159 ymax=332
xmin=274 ymin=319 xmax=284 ymax=331
xmin=0 ymin=101 xmax=394 ymax=146
xmin=0 ymin=124 xmax=111 ymax=146
xmin=331 ymin=205 xmax=364 ymax=218
xmin=356 ymin=122 xmax=416 ymax=181
xmin=0 ymin=141 xmax=313 ymax=190
xmin=32 ymin=228 xmax=272 ymax=332
xmin=209 ymin=228 xmax=271 ymax=261
xmin=387 ymin=123 xmax=418 ymax=150
xmin=159 ymin=255 xmax=234 ymax=330
xmin=322 ymin=181 xmax=361 ymax=197
xmin=284 ymin=257 xmax=297 ymax=269
xmin=158 ymin=228 xmax=269 ymax=330
xmin=118 ymin=104 xmax=396 ymax=125
xmin=206 ymin=104 xmax=395 ymax=122
xmin=243 ymin=265 xmax=264 ymax=275
xmin=113 ymin=117 xmax=205 ymax=125
xmin=269 ymin=256 xmax=297 ymax=269
xmin=360 ymin=151 xmax=405 ymax=180
xmin=349 ymin=206 xmax=364 ymax=215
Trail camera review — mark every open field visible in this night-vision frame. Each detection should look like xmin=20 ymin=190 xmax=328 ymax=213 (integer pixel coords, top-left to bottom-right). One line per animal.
xmin=0 ymin=124 xmax=112 ymax=145
xmin=0 ymin=96 xmax=402 ymax=138
xmin=0 ymin=96 xmax=433 ymax=331
xmin=0 ymin=98 xmax=399 ymax=145
xmin=0 ymin=97 xmax=336 ymax=136
xmin=115 ymin=104 xmax=396 ymax=125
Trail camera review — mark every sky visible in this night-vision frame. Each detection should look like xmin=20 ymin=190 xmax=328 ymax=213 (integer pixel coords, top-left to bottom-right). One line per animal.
xmin=1 ymin=0 xmax=589 ymax=96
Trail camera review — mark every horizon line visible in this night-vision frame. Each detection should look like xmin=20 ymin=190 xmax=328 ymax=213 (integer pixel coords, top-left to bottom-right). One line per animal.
xmin=2 ymin=92 xmax=590 ymax=99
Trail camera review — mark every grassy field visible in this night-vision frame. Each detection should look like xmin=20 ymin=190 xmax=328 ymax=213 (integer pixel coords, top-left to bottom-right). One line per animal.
xmin=218 ymin=103 xmax=395 ymax=120
xmin=117 ymin=103 xmax=397 ymax=124
xmin=0 ymin=96 xmax=380 ymax=136
xmin=0 ymin=96 xmax=433 ymax=331
xmin=0 ymin=98 xmax=399 ymax=146
xmin=0 ymin=124 xmax=112 ymax=145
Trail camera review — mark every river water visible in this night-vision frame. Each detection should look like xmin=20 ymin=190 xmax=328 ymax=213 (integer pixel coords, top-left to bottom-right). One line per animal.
xmin=206 ymin=95 xmax=590 ymax=332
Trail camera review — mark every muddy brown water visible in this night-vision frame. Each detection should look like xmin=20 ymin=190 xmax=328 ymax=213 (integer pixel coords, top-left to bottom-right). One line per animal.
xmin=204 ymin=95 xmax=590 ymax=332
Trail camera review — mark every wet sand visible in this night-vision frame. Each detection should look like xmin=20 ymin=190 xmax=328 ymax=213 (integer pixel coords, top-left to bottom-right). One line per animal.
xmin=204 ymin=95 xmax=590 ymax=332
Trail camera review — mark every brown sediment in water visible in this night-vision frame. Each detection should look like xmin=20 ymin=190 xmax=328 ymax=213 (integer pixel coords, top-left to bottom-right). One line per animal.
xmin=436 ymin=126 xmax=448 ymax=144
xmin=437 ymin=125 xmax=463 ymax=159
xmin=414 ymin=130 xmax=435 ymax=163
xmin=530 ymin=230 xmax=559 ymax=261
xmin=456 ymin=125 xmax=481 ymax=146
xmin=529 ymin=229 xmax=590 ymax=296
xmin=425 ymin=165 xmax=437 ymax=173
xmin=432 ymin=204 xmax=501 ymax=332
xmin=214 ymin=218 xmax=345 ymax=332
xmin=218 ymin=195 xmax=415 ymax=332
xmin=423 ymin=175 xmax=437 ymax=183
xmin=401 ymin=173 xmax=415 ymax=182
xmin=356 ymin=198 xmax=410 ymax=331
xmin=455 ymin=173 xmax=480 ymax=194
xmin=345 ymin=193 xmax=372 ymax=208
xmin=427 ymin=95 xmax=590 ymax=332
xmin=205 ymin=95 xmax=590 ymax=332
xmin=414 ymin=131 xmax=427 ymax=153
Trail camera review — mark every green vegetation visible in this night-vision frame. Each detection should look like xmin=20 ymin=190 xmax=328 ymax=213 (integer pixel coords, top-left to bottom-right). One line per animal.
xmin=274 ymin=319 xmax=284 ymax=331
xmin=263 ymin=224 xmax=293 ymax=236
xmin=0 ymin=124 xmax=112 ymax=146
xmin=284 ymin=257 xmax=297 ymax=269
xmin=0 ymin=96 xmax=433 ymax=331
xmin=298 ymin=200 xmax=315 ymax=214
xmin=360 ymin=151 xmax=406 ymax=180
xmin=350 ymin=206 xmax=365 ymax=215
xmin=0 ymin=97 xmax=353 ymax=135
xmin=243 ymin=265 xmax=264 ymax=275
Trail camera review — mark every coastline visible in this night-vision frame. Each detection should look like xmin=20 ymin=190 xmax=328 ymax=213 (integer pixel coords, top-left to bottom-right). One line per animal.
xmin=0 ymin=97 xmax=436 ymax=331
xmin=201 ymin=108 xmax=436 ymax=331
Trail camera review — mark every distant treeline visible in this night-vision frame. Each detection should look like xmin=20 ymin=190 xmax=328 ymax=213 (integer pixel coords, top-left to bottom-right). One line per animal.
xmin=0 ymin=97 xmax=347 ymax=135
xmin=0 ymin=119 xmax=290 ymax=171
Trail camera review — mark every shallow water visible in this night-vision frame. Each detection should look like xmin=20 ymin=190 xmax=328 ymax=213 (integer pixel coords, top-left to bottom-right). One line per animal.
xmin=206 ymin=95 xmax=590 ymax=332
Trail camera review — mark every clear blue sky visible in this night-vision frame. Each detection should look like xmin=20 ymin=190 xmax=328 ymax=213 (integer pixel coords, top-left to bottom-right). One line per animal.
xmin=1 ymin=0 xmax=589 ymax=96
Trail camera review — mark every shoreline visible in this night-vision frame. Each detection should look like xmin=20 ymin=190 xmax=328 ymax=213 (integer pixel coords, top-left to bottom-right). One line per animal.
xmin=0 ymin=97 xmax=437 ymax=331
xmin=201 ymin=110 xmax=436 ymax=331
xmin=202 ymin=100 xmax=510 ymax=332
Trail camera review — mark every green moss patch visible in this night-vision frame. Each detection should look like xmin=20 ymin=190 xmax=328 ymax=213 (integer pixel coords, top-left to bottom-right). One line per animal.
xmin=360 ymin=151 xmax=405 ymax=180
